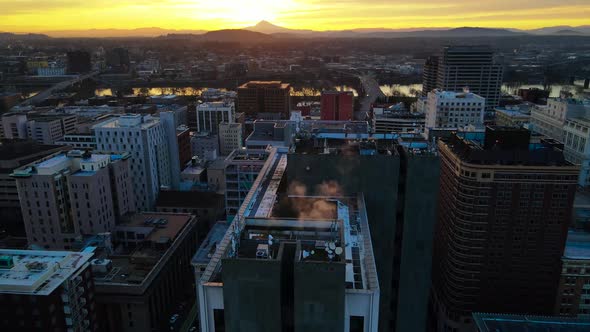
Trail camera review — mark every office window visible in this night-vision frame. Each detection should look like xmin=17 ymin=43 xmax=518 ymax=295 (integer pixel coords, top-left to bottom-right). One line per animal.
xmin=350 ymin=316 xmax=364 ymax=332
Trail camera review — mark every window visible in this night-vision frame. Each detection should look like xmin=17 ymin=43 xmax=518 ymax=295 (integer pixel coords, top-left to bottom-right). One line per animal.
xmin=214 ymin=309 xmax=225 ymax=332
xmin=350 ymin=316 xmax=364 ymax=332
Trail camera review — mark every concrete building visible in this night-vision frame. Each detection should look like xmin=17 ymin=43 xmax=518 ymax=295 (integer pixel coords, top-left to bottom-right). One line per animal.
xmin=1 ymin=113 xmax=28 ymax=139
xmin=218 ymin=122 xmax=243 ymax=156
xmin=238 ymin=81 xmax=291 ymax=119
xmin=472 ymin=313 xmax=590 ymax=331
xmin=196 ymin=101 xmax=235 ymax=134
xmin=191 ymin=131 xmax=219 ymax=161
xmin=288 ymin=134 xmax=440 ymax=332
xmin=373 ymin=110 xmax=425 ymax=133
xmin=17 ymin=113 xmax=77 ymax=144
xmin=0 ymin=141 xmax=65 ymax=240
xmin=555 ymin=231 xmax=590 ymax=318
xmin=320 ymin=91 xmax=354 ymax=121
xmin=495 ymin=104 xmax=532 ymax=127
xmin=530 ymin=98 xmax=590 ymax=142
xmin=93 ymin=115 xmax=171 ymax=211
xmin=224 ymin=148 xmax=271 ymax=218
xmin=92 ymin=213 xmax=201 ymax=332
xmin=197 ymin=148 xmax=380 ymax=332
xmin=12 ymin=150 xmax=135 ymax=249
xmin=436 ymin=46 xmax=503 ymax=112
xmin=421 ymin=55 xmax=439 ymax=97
xmin=56 ymin=134 xmax=97 ymax=150
xmin=431 ymin=127 xmax=579 ymax=332
xmin=425 ymin=89 xmax=485 ymax=134
xmin=245 ymin=120 xmax=296 ymax=149
xmin=0 ymin=249 xmax=98 ymax=332
xmin=160 ymin=111 xmax=183 ymax=190
xmin=564 ymin=117 xmax=590 ymax=186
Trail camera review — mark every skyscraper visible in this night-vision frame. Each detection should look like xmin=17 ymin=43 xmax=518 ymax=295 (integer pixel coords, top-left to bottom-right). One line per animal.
xmin=237 ymin=81 xmax=291 ymax=119
xmin=321 ymin=91 xmax=354 ymax=121
xmin=422 ymin=56 xmax=439 ymax=97
xmin=196 ymin=101 xmax=235 ymax=134
xmin=93 ymin=115 xmax=171 ymax=211
xmin=431 ymin=127 xmax=579 ymax=332
xmin=432 ymin=46 xmax=503 ymax=112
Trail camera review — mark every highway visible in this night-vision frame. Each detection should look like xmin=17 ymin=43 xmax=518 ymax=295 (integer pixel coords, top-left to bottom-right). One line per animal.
xmin=357 ymin=74 xmax=386 ymax=120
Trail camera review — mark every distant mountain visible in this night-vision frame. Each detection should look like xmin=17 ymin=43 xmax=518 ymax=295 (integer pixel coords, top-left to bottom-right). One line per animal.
xmin=0 ymin=32 xmax=50 ymax=40
xmin=164 ymin=29 xmax=273 ymax=43
xmin=528 ymin=25 xmax=590 ymax=35
xmin=245 ymin=20 xmax=313 ymax=35
xmin=42 ymin=27 xmax=206 ymax=38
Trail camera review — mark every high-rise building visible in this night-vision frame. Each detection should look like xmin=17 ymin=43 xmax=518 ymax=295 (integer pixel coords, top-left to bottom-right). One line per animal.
xmin=431 ymin=127 xmax=579 ymax=332
xmin=67 ymin=50 xmax=92 ymax=74
xmin=425 ymin=89 xmax=485 ymax=134
xmin=197 ymin=148 xmax=380 ymax=332
xmin=554 ymin=231 xmax=590 ymax=318
xmin=0 ymin=140 xmax=64 ymax=241
xmin=160 ymin=111 xmax=183 ymax=190
xmin=93 ymin=115 xmax=171 ymax=211
xmin=320 ymin=91 xmax=354 ymax=121
xmin=422 ymin=56 xmax=439 ymax=97
xmin=237 ymin=81 xmax=291 ymax=119
xmin=0 ymin=249 xmax=98 ymax=332
xmin=218 ymin=122 xmax=243 ymax=156
xmin=196 ymin=101 xmax=235 ymax=134
xmin=287 ymin=133 xmax=440 ymax=332
xmin=26 ymin=114 xmax=77 ymax=144
xmin=434 ymin=46 xmax=503 ymax=111
xmin=12 ymin=150 xmax=135 ymax=249
xmin=190 ymin=131 xmax=219 ymax=161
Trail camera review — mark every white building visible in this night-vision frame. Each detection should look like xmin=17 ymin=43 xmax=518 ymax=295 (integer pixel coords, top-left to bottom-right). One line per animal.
xmin=196 ymin=101 xmax=235 ymax=134
xmin=530 ymin=98 xmax=590 ymax=142
xmin=93 ymin=114 xmax=171 ymax=211
xmin=564 ymin=117 xmax=590 ymax=186
xmin=160 ymin=111 xmax=182 ymax=190
xmin=425 ymin=90 xmax=485 ymax=134
xmin=218 ymin=122 xmax=243 ymax=156
xmin=1 ymin=113 xmax=28 ymax=139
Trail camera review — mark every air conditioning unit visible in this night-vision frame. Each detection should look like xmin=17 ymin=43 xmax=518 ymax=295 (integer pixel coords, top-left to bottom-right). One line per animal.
xmin=256 ymin=244 xmax=269 ymax=259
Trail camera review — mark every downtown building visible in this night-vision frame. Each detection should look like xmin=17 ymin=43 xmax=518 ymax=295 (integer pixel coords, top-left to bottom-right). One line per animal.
xmin=197 ymin=148 xmax=381 ymax=332
xmin=93 ymin=115 xmax=171 ymax=210
xmin=321 ymin=91 xmax=354 ymax=121
xmin=423 ymin=46 xmax=503 ymax=112
xmin=196 ymin=101 xmax=235 ymax=134
xmin=554 ymin=231 xmax=590 ymax=318
xmin=0 ymin=249 xmax=98 ymax=332
xmin=431 ymin=127 xmax=579 ymax=332
xmin=237 ymin=81 xmax=291 ymax=119
xmin=11 ymin=150 xmax=135 ymax=249
xmin=425 ymin=89 xmax=485 ymax=136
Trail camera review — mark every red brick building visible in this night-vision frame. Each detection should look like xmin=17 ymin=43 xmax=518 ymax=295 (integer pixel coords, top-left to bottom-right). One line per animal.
xmin=320 ymin=91 xmax=353 ymax=121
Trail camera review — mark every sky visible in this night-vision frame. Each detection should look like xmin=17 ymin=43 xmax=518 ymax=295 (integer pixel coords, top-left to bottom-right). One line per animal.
xmin=1 ymin=0 xmax=589 ymax=33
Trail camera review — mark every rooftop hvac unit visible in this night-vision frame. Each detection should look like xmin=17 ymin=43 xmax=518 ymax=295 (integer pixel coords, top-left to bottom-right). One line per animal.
xmin=256 ymin=244 xmax=269 ymax=259
xmin=90 ymin=258 xmax=112 ymax=274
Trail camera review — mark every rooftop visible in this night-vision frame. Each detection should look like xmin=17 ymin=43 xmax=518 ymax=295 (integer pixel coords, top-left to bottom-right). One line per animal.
xmin=191 ymin=222 xmax=230 ymax=266
xmin=564 ymin=230 xmax=590 ymax=260
xmin=11 ymin=150 xmax=128 ymax=177
xmin=92 ymin=114 xmax=160 ymax=130
xmin=239 ymin=81 xmax=290 ymax=89
xmin=0 ymin=140 xmax=64 ymax=172
xmin=430 ymin=89 xmax=485 ymax=100
xmin=472 ymin=313 xmax=590 ymax=332
xmin=93 ymin=213 xmax=195 ymax=287
xmin=0 ymin=249 xmax=93 ymax=295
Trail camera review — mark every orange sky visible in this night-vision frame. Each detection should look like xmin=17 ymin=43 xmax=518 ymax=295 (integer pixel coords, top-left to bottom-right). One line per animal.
xmin=1 ymin=0 xmax=589 ymax=33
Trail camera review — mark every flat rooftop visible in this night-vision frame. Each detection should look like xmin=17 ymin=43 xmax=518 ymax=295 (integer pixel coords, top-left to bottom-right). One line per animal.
xmin=0 ymin=249 xmax=93 ymax=295
xmin=0 ymin=140 xmax=64 ymax=172
xmin=472 ymin=313 xmax=590 ymax=332
xmin=191 ymin=222 xmax=230 ymax=266
xmin=156 ymin=191 xmax=224 ymax=209
xmin=564 ymin=230 xmax=590 ymax=260
xmin=94 ymin=213 xmax=195 ymax=287
xmin=200 ymin=149 xmax=379 ymax=292
xmin=92 ymin=114 xmax=160 ymax=130
xmin=239 ymin=81 xmax=290 ymax=89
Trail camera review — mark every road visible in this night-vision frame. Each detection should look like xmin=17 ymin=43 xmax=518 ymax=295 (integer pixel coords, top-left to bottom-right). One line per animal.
xmin=18 ymin=71 xmax=99 ymax=107
xmin=356 ymin=74 xmax=386 ymax=120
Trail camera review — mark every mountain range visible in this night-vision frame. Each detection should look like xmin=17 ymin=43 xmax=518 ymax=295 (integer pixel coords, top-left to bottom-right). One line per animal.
xmin=2 ymin=21 xmax=590 ymax=39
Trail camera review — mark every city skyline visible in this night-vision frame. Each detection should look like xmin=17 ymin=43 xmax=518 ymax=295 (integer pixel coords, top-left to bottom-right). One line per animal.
xmin=1 ymin=0 xmax=589 ymax=35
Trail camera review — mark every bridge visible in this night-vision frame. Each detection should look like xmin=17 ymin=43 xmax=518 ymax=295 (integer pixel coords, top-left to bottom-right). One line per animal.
xmin=17 ymin=71 xmax=100 ymax=107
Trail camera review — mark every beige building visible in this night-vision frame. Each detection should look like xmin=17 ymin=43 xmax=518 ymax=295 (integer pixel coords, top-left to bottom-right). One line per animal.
xmin=12 ymin=150 xmax=135 ymax=249
xmin=218 ymin=122 xmax=243 ymax=156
